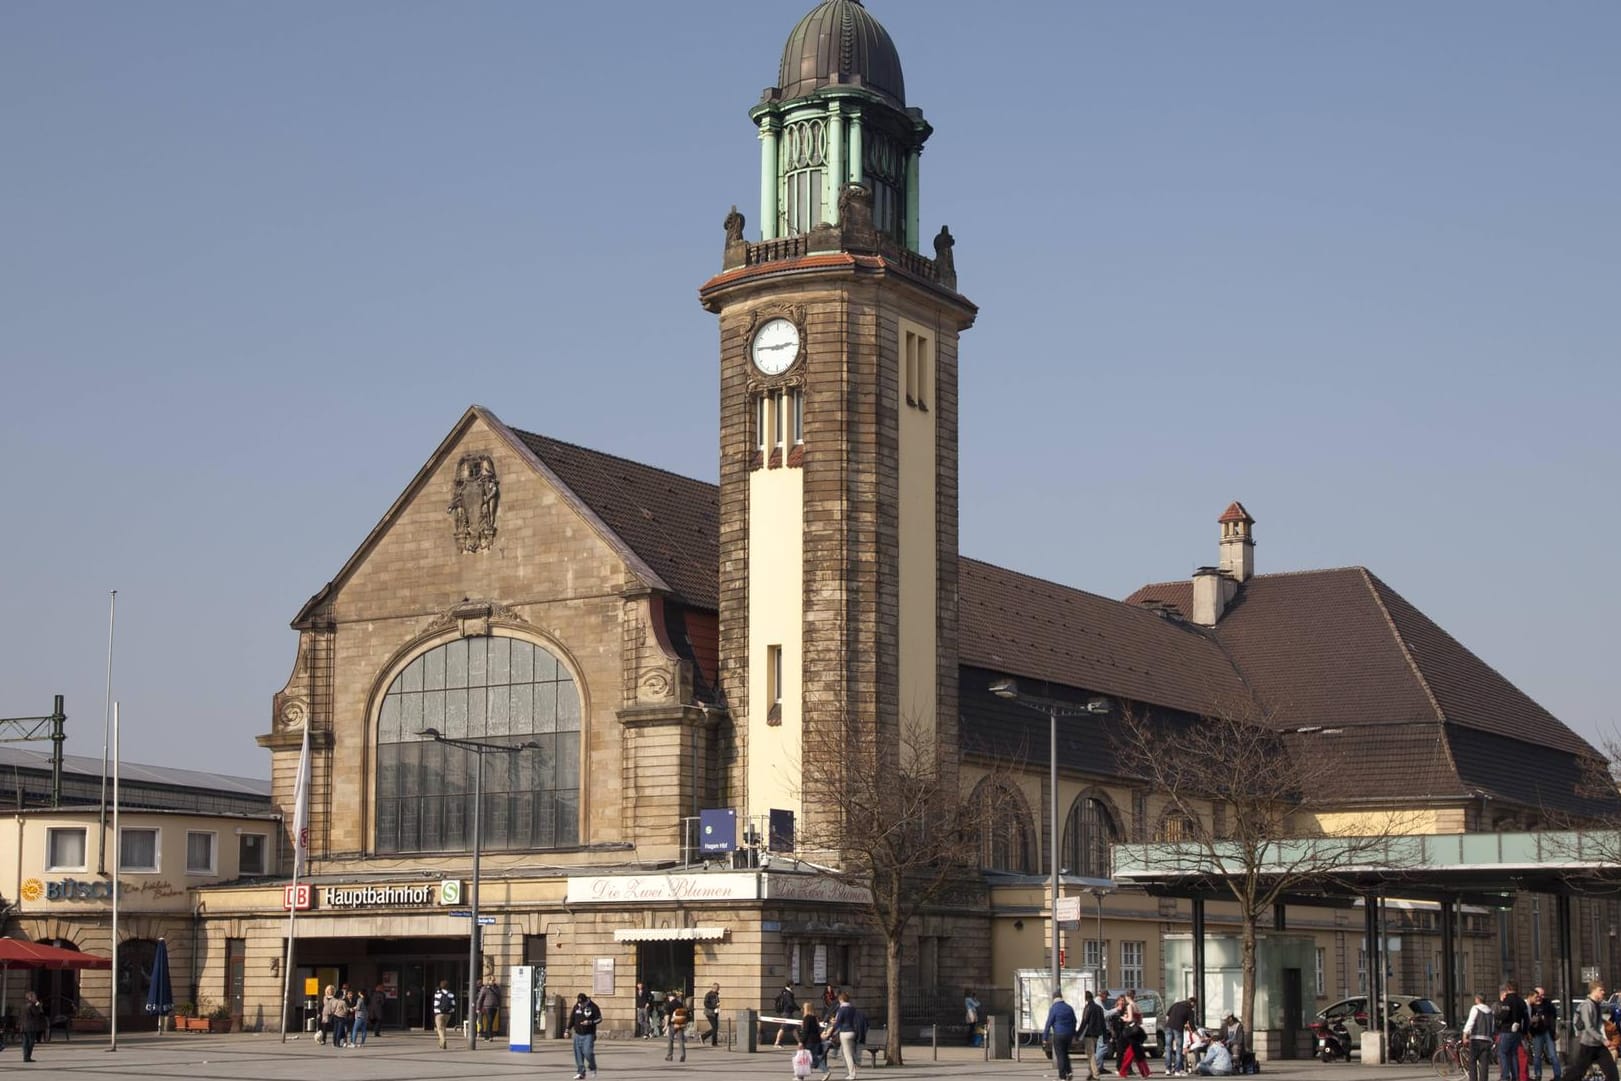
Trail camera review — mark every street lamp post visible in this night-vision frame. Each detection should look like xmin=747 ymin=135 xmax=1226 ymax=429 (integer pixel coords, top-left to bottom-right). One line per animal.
xmin=989 ymin=679 xmax=1111 ymax=1001
xmin=421 ymin=727 xmax=538 ymax=1050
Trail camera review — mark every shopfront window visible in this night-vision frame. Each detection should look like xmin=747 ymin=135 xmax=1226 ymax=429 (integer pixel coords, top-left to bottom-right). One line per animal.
xmin=375 ymin=635 xmax=582 ymax=853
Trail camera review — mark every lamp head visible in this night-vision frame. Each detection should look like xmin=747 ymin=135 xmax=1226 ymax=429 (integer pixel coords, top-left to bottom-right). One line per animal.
xmin=989 ymin=678 xmax=1020 ymax=700
xmin=420 ymin=727 xmax=443 ymax=740
xmin=1085 ymin=697 xmax=1112 ymax=715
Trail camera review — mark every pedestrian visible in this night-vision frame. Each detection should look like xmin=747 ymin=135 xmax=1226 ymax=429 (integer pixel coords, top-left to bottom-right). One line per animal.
xmin=350 ymin=987 xmax=369 ymax=1048
xmin=432 ymin=979 xmax=457 ymax=1049
xmin=1194 ymin=1032 xmax=1233 ymax=1076
xmin=332 ymin=984 xmax=351 ymax=1047
xmin=822 ymin=983 xmax=839 ymax=1020
xmin=1079 ymin=989 xmax=1107 ymax=1081
xmin=666 ymin=990 xmax=689 ymax=1062
xmin=831 ymin=991 xmax=862 ymax=1081
xmin=636 ymin=981 xmax=654 ymax=1039
xmin=21 ymin=991 xmax=46 ymax=1062
xmin=568 ymin=991 xmax=602 ymax=1080
xmin=1223 ymin=1015 xmax=1250 ymax=1075
xmin=800 ymin=1000 xmax=827 ymax=1073
xmin=1569 ymin=982 xmax=1618 ymax=1081
xmin=478 ymin=979 xmax=500 ymax=1040
xmin=964 ymin=988 xmax=982 ymax=1045
xmin=1465 ymin=992 xmax=1497 ymax=1081
xmin=1118 ymin=993 xmax=1151 ymax=1079
xmin=1498 ymin=981 xmax=1529 ymax=1081
xmin=368 ymin=984 xmax=387 ymax=1039
xmin=775 ymin=982 xmax=799 ymax=1046
xmin=318 ymin=983 xmax=337 ymax=1046
xmin=1529 ymin=987 xmax=1561 ymax=1081
xmin=1044 ymin=989 xmax=1080 ymax=1081
xmin=703 ymin=982 xmax=722 ymax=1046
xmin=1165 ymin=996 xmax=1197 ymax=1076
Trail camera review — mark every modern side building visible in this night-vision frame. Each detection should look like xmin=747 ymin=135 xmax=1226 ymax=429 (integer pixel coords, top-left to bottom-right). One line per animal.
xmin=0 ymin=746 xmax=275 ymax=1030
xmin=172 ymin=0 xmax=1616 ymax=1042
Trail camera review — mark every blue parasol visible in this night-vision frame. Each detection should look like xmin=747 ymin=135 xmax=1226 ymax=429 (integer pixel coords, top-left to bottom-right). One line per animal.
xmin=144 ymin=938 xmax=174 ymax=1019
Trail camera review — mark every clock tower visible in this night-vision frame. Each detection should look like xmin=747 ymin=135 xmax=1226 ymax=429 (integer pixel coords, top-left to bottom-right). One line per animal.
xmin=699 ymin=0 xmax=977 ymax=853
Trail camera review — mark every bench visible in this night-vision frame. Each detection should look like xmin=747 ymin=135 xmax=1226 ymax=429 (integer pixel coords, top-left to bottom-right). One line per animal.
xmin=861 ymin=1027 xmax=890 ymax=1067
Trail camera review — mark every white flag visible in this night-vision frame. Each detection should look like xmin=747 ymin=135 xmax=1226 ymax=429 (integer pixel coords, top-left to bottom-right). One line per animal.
xmin=291 ymin=719 xmax=312 ymax=880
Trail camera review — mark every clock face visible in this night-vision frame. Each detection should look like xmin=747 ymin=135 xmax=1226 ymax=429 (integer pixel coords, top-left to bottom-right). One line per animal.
xmin=750 ymin=317 xmax=801 ymax=375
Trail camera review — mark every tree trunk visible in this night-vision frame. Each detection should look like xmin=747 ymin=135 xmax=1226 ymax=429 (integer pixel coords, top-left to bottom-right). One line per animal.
xmin=887 ymin=931 xmax=905 ymax=1066
xmin=1241 ymin=915 xmax=1258 ymax=1041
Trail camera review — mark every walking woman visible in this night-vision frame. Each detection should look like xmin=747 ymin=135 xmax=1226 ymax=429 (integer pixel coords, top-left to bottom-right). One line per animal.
xmin=800 ymin=1000 xmax=827 ymax=1074
xmin=1117 ymin=993 xmax=1151 ymax=1078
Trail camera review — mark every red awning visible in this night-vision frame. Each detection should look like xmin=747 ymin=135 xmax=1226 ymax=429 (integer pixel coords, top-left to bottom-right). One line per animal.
xmin=0 ymin=938 xmax=112 ymax=970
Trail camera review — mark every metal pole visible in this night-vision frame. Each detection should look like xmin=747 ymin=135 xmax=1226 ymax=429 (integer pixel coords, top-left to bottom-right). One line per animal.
xmin=469 ymin=748 xmax=483 ymax=1050
xmin=1096 ymin=891 xmax=1107 ymax=989
xmin=1051 ymin=706 xmax=1061 ymax=999
xmin=98 ymin=590 xmax=116 ymax=873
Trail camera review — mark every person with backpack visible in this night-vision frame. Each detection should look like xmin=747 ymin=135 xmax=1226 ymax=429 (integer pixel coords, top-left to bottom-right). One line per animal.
xmin=432 ymin=979 xmax=457 ymax=1050
xmin=1497 ymin=982 xmax=1530 ymax=1081
xmin=774 ymin=982 xmax=799 ymax=1047
xmin=666 ymin=991 xmax=690 ymax=1063
xmin=1569 ymin=982 xmax=1617 ymax=1081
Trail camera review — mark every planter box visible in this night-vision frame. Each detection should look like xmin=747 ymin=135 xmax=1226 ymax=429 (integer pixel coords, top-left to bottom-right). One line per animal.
xmin=178 ymin=1016 xmax=212 ymax=1032
xmin=70 ymin=1017 xmax=109 ymax=1033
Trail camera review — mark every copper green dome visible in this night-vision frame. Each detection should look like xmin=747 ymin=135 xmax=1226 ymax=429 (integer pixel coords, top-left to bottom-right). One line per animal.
xmin=777 ymin=0 xmax=905 ymax=109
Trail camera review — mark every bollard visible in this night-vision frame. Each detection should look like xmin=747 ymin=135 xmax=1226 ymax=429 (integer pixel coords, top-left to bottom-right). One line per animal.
xmin=736 ymin=1009 xmax=758 ymax=1052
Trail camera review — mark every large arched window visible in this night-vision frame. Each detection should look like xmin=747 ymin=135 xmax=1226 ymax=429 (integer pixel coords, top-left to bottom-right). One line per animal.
xmin=1061 ymin=796 xmax=1118 ymax=879
xmin=375 ymin=636 xmax=581 ymax=854
xmin=971 ymin=779 xmax=1036 ymax=873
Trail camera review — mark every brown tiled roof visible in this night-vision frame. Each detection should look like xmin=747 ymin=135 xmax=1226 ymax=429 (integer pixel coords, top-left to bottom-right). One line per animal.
xmin=958 ymin=558 xmax=1249 ymax=719
xmin=513 ymin=429 xmax=720 ymax=611
xmin=1218 ymin=501 xmax=1253 ymax=524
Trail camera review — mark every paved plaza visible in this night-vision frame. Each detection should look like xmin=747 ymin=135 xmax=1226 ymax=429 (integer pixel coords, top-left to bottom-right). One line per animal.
xmin=0 ymin=1032 xmax=1452 ymax=1081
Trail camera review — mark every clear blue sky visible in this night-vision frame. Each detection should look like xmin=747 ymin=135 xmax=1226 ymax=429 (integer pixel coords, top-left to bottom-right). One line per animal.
xmin=3 ymin=1 xmax=1616 ymax=775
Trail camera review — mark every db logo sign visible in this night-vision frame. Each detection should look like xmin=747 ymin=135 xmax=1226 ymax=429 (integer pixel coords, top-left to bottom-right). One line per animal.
xmin=283 ymin=884 xmax=312 ymax=911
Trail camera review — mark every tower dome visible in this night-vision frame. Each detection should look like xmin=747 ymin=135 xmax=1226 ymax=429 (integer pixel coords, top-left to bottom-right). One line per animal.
xmin=777 ymin=0 xmax=905 ymax=109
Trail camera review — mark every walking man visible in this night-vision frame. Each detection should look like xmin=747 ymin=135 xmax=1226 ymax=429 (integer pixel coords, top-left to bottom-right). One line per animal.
xmin=703 ymin=982 xmax=722 ymax=1046
xmin=368 ymin=984 xmax=387 ymax=1039
xmin=1045 ymin=989 xmax=1080 ymax=1081
xmin=1568 ymin=982 xmax=1617 ymax=1081
xmin=568 ymin=992 xmax=602 ymax=1079
xmin=1080 ymin=990 xmax=1107 ymax=1081
xmin=775 ymin=982 xmax=799 ymax=1047
xmin=432 ymin=979 xmax=457 ymax=1049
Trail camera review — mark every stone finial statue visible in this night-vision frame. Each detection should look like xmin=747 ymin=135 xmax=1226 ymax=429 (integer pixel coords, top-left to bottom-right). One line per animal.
xmin=724 ymin=205 xmax=746 ymax=245
xmin=837 ymin=183 xmax=877 ymax=252
xmin=933 ymin=225 xmax=957 ymax=289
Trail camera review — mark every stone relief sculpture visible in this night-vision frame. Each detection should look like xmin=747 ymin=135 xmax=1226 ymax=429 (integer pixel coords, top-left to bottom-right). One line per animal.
xmin=724 ymin=204 xmax=746 ymax=245
xmin=448 ymin=454 xmax=500 ymax=553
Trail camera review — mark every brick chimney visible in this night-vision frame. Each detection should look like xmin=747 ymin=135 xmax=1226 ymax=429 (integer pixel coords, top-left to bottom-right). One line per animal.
xmin=1191 ymin=566 xmax=1226 ymax=626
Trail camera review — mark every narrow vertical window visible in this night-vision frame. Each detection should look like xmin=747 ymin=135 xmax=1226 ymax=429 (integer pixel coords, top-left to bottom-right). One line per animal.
xmin=774 ymin=392 xmax=787 ymax=454
xmin=791 ymin=388 xmax=804 ymax=445
xmin=766 ymin=644 xmax=783 ymax=725
xmin=756 ymin=394 xmax=768 ymax=464
xmin=904 ymin=332 xmax=916 ymax=405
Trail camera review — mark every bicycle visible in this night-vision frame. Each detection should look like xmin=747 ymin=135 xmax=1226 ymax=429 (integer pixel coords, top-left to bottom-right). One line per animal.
xmin=1430 ymin=1030 xmax=1467 ymax=1081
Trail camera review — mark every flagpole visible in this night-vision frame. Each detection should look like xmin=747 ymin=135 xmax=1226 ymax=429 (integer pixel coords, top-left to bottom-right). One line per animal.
xmin=97 ymin=589 xmax=117 ymax=875
xmin=279 ymin=717 xmax=311 ymax=1043
xmin=109 ymin=701 xmax=120 ymax=1053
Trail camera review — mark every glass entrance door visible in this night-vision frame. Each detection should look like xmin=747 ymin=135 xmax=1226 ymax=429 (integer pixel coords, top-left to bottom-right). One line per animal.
xmin=638 ymin=942 xmax=695 ymax=999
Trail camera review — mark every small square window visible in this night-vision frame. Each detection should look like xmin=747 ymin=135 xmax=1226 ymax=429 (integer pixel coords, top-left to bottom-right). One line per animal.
xmin=239 ymin=833 xmax=267 ymax=876
xmin=186 ymin=831 xmax=217 ymax=875
xmin=47 ymin=827 xmax=87 ymax=871
xmin=120 ymin=828 xmax=159 ymax=872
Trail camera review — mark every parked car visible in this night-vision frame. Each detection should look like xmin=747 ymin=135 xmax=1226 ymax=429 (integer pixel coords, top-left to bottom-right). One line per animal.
xmin=1310 ymin=995 xmax=1445 ymax=1056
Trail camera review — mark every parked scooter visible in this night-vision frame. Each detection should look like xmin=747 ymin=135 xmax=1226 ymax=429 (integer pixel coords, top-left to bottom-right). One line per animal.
xmin=1315 ymin=1019 xmax=1352 ymax=1062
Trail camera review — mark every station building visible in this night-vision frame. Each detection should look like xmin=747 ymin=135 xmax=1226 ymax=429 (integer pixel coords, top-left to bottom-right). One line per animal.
xmin=173 ymin=0 xmax=1617 ymax=1040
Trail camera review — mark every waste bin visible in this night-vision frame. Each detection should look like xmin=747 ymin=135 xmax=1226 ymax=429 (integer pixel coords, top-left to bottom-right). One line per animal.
xmin=735 ymin=1008 xmax=758 ymax=1052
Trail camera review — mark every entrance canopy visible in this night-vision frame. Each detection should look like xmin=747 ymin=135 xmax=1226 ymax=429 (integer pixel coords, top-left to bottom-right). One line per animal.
xmin=1114 ymin=830 xmax=1621 ymax=905
xmin=0 ymin=938 xmax=112 ymax=970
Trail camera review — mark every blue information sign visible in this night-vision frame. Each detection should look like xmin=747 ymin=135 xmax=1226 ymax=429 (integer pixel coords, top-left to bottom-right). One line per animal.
xmin=699 ymin=808 xmax=737 ymax=853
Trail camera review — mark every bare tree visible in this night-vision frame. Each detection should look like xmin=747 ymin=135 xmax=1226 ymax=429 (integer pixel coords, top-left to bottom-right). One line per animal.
xmin=794 ymin=714 xmax=1022 ymax=1067
xmin=1110 ymin=701 xmax=1411 ymax=1034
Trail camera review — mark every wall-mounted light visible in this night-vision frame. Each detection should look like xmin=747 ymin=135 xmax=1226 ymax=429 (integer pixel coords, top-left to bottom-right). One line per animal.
xmin=1014 ymin=919 xmax=1025 ymax=931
